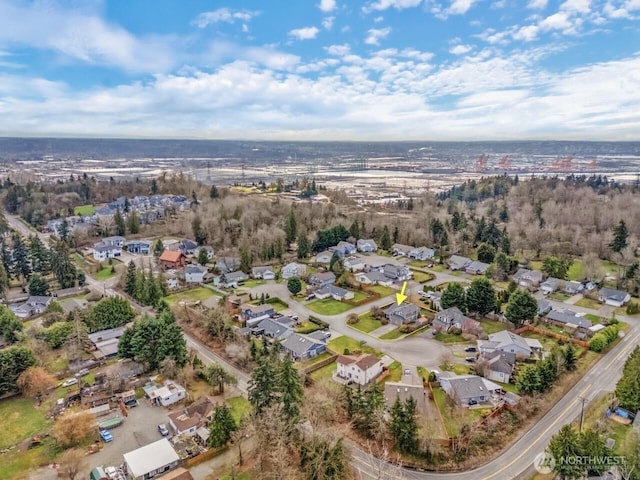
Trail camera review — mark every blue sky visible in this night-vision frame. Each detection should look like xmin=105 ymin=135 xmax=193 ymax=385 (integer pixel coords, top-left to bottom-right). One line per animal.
xmin=0 ymin=0 xmax=638 ymax=140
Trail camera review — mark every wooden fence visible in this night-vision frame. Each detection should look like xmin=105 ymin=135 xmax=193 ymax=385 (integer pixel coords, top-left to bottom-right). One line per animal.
xmin=302 ymin=354 xmax=337 ymax=376
xmin=512 ymin=325 xmax=589 ymax=348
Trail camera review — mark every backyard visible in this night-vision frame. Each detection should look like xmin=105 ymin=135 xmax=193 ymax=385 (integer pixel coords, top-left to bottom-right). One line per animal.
xmin=242 ymin=280 xmax=265 ymax=288
xmin=227 ymin=396 xmax=251 ymax=425
xmin=368 ymin=285 xmax=396 ymax=297
xmin=93 ymin=264 xmax=119 ymax=281
xmin=306 ymin=298 xmax=354 ymax=315
xmin=309 ymin=362 xmax=337 ymax=381
xmin=349 ymin=312 xmax=383 ymax=333
xmin=0 ymin=398 xmax=50 ymax=450
xmin=479 ymin=319 xmax=508 ymax=334
xmin=73 ymin=204 xmax=96 ymax=216
xmin=567 ymin=260 xmax=586 ymax=281
xmin=164 ymin=287 xmax=217 ymax=305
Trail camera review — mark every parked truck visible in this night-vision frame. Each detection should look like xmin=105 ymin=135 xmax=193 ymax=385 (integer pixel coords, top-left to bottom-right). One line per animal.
xmin=97 ymin=416 xmax=123 ymax=430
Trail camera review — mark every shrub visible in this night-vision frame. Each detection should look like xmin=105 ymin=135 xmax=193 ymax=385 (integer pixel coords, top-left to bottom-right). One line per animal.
xmin=589 ymin=334 xmax=606 ymax=352
xmin=343 ymin=348 xmax=350 ymax=355
xmin=380 ymin=318 xmax=389 ymax=325
xmin=450 ymin=327 xmax=462 ymax=335
xmin=347 ymin=314 xmax=359 ymax=325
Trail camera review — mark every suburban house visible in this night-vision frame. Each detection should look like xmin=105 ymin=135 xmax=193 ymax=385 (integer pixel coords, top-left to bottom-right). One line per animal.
xmin=477 ymin=330 xmax=539 ymax=358
xmin=564 ymin=281 xmax=585 ymax=295
xmin=546 ymin=310 xmax=593 ymax=336
xmin=241 ymin=303 xmax=275 ymax=326
xmin=315 ymin=285 xmax=354 ymax=301
xmin=159 ymin=250 xmax=187 ymax=269
xmin=123 ymin=438 xmax=180 ymax=480
xmin=193 ymin=246 xmax=214 ymax=260
xmin=166 ymin=274 xmax=180 ymax=290
xmin=433 ymin=307 xmax=480 ymax=334
xmin=383 ymin=264 xmax=412 ymax=282
xmin=185 ymin=264 xmax=208 ymax=283
xmin=392 ymin=244 xmax=413 ymax=257
xmin=440 ymin=374 xmax=500 ymax=406
xmin=92 ymin=236 xmax=125 ymax=261
xmin=144 ymin=379 xmax=187 ymax=407
xmin=334 ymin=354 xmax=384 ymax=386
xmin=280 ymin=333 xmax=327 ymax=360
xmin=357 ymin=239 xmax=378 ymax=253
xmin=598 ymin=288 xmax=631 ymax=307
xmin=309 ymin=272 xmax=336 ymax=287
xmin=167 ymin=396 xmax=215 ymax=436
xmin=537 ymin=299 xmax=552 ymax=316
xmin=343 ymin=256 xmax=365 ymax=272
xmin=330 ymin=241 xmax=357 ymax=256
xmin=448 ymin=255 xmax=472 ymax=271
xmin=314 ymin=251 xmax=333 ymax=264
xmin=216 ymin=257 xmax=241 ymax=274
xmin=281 ymin=262 xmax=306 ymax=279
xmin=179 ymin=239 xmax=198 ymax=256
xmin=384 ymin=302 xmax=420 ymax=325
xmin=408 ymin=246 xmax=436 ymax=261
xmin=124 ymin=240 xmax=152 ymax=255
xmin=252 ymin=266 xmax=275 ymax=280
xmin=214 ymin=271 xmax=248 ymax=288
xmin=385 ymin=377 xmax=427 ymax=415
xmin=480 ymin=351 xmax=516 ymax=384
xmin=10 ymin=296 xmax=53 ymax=319
xmin=513 ymin=269 xmax=544 ymax=289
xmin=88 ymin=326 xmax=128 ymax=359
xmin=540 ymin=277 xmax=563 ymax=295
xmin=465 ymin=261 xmax=490 ymax=275
xmin=251 ymin=317 xmax=294 ymax=341
xmin=355 ymin=270 xmax=393 ymax=286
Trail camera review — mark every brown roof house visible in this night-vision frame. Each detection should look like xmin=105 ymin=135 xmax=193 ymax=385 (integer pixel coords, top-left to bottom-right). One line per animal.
xmin=168 ymin=396 xmax=216 ymax=436
xmin=159 ymin=250 xmax=187 ymax=269
xmin=334 ymin=354 xmax=384 ymax=386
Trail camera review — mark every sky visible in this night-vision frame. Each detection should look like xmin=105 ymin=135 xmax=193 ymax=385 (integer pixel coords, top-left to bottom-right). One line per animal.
xmin=0 ymin=0 xmax=639 ymax=141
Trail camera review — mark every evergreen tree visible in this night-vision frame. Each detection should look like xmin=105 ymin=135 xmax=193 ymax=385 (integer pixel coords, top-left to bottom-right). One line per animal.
xmin=124 ymin=261 xmax=137 ymax=296
xmin=203 ymin=363 xmax=237 ymax=394
xmin=278 ymin=355 xmax=304 ymax=425
xmin=150 ymin=178 xmax=158 ymax=195
xmin=0 ymin=262 xmax=8 ymax=300
xmin=153 ymin=239 xmax=164 ymax=257
xmin=440 ymin=282 xmax=467 ymax=313
xmin=505 ymin=289 xmax=538 ymax=328
xmin=239 ymin=245 xmax=252 ymax=274
xmin=285 ymin=208 xmax=297 ymax=245
xmin=209 ymin=184 xmax=219 ymax=199
xmin=477 ymin=243 xmax=496 ymax=263
xmin=516 ymin=364 xmax=541 ymax=394
xmin=392 ymin=225 xmax=399 ymax=244
xmin=287 ymin=277 xmax=302 ymax=295
xmin=563 ymin=344 xmax=577 ymax=372
xmin=192 ymin=215 xmax=207 ymax=245
xmin=349 ymin=220 xmax=360 ymax=239
xmin=466 ymin=278 xmax=496 ymax=316
xmin=500 ymin=227 xmax=511 ymax=254
xmin=59 ymin=219 xmax=69 ymax=241
xmin=123 ymin=197 xmax=130 ymax=213
xmin=197 ymin=248 xmax=209 ymax=265
xmin=126 ymin=210 xmax=140 ymax=234
xmin=297 ymin=235 xmax=310 ymax=259
xmin=380 ymin=225 xmax=391 ymax=251
xmin=114 ymin=208 xmax=126 ymax=236
xmin=547 ymin=425 xmax=585 ymax=479
xmin=610 ymin=219 xmax=629 ymax=253
xmin=209 ymin=404 xmax=237 ymax=448
xmin=248 ymin=356 xmax=279 ymax=415
xmin=390 ymin=397 xmax=418 ymax=454
xmin=329 ymin=252 xmax=341 ymax=271
xmin=11 ymin=233 xmax=30 ymax=282
xmin=0 ymin=240 xmax=13 ymax=278
xmin=28 ymin=274 xmax=49 ymax=296
xmin=28 ymin=235 xmax=50 ymax=274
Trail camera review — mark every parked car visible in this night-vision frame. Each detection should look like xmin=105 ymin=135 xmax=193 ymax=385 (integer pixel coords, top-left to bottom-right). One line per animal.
xmin=61 ymin=378 xmax=78 ymax=387
xmin=403 ymin=368 xmax=411 ymax=375
xmin=464 ymin=346 xmax=477 ymax=352
xmin=465 ymin=357 xmax=476 ymax=363
xmin=74 ymin=368 xmax=89 ymax=377
xmin=99 ymin=429 xmax=113 ymax=442
xmin=468 ymin=399 xmax=478 ymax=406
xmin=305 ymin=294 xmax=315 ymax=301
xmin=158 ymin=424 xmax=169 ymax=436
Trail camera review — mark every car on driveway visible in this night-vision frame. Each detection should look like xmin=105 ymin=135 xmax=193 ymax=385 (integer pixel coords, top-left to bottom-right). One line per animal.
xmin=99 ymin=429 xmax=113 ymax=442
xmin=158 ymin=424 xmax=169 ymax=436
xmin=465 ymin=356 xmax=476 ymax=363
xmin=61 ymin=378 xmax=78 ymax=388
xmin=464 ymin=346 xmax=477 ymax=352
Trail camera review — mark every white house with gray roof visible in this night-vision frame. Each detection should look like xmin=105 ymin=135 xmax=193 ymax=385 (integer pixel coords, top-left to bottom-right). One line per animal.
xmin=357 ymin=239 xmax=378 ymax=253
xmin=408 ymin=247 xmax=435 ymax=261
xmin=448 ymin=255 xmax=472 ymax=271
xmin=281 ymin=262 xmax=306 ymax=279
xmin=185 ymin=264 xmax=208 ymax=283
xmin=392 ymin=244 xmax=413 ymax=256
xmin=477 ymin=330 xmax=538 ymax=358
xmin=598 ymin=288 xmax=631 ymax=307
xmin=281 ymin=333 xmax=327 ymax=360
xmin=440 ymin=374 xmax=500 ymax=407
xmin=343 ymin=256 xmax=365 ymax=272
xmin=252 ymin=266 xmax=275 ymax=280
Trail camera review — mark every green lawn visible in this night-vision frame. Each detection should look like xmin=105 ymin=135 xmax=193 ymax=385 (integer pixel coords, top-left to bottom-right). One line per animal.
xmin=479 ymin=320 xmax=508 ymax=334
xmin=227 ymin=396 xmax=251 ymax=426
xmin=73 ymin=204 xmax=95 ymax=216
xmin=411 ymin=271 xmax=435 ymax=283
xmin=306 ymin=298 xmax=354 ymax=315
xmin=369 ymin=285 xmax=396 ymax=297
xmin=381 ymin=361 xmax=402 ymax=384
xmin=242 ymin=280 xmax=266 ymax=288
xmin=352 ymin=291 xmax=369 ymax=302
xmin=409 ymin=260 xmax=429 ymax=268
xmin=310 ymin=362 xmax=336 ymax=381
xmin=265 ymin=298 xmax=289 ymax=312
xmin=567 ymin=261 xmax=586 ymax=281
xmin=431 ymin=264 xmax=446 ymax=272
xmin=0 ymin=398 xmax=50 ymax=449
xmin=432 ymin=388 xmax=459 ymax=437
xmin=495 ymin=381 xmax=518 ymax=394
xmin=164 ymin=287 xmax=217 ymax=305
xmin=296 ymin=321 xmax=323 ymax=334
xmin=600 ymin=259 xmax=619 ymax=273
xmin=93 ymin=266 xmax=118 ymax=281
xmin=350 ymin=312 xmax=383 ymax=333
xmin=529 ymin=260 xmax=543 ymax=271
xmin=549 ymin=292 xmax=571 ymax=302
xmin=434 ymin=332 xmax=469 ymax=343
xmin=0 ymin=442 xmax=57 ymax=480
xmin=440 ymin=363 xmax=473 ymax=375
xmin=380 ymin=328 xmax=404 ymax=340
xmin=584 ymin=313 xmax=601 ymax=323
xmin=328 ymin=335 xmax=382 ymax=357
xmin=574 ymin=297 xmax=602 ymax=310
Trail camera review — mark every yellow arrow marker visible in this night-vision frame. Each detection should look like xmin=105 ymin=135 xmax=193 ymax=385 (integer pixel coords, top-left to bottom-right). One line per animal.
xmin=395 ymin=281 xmax=407 ymax=305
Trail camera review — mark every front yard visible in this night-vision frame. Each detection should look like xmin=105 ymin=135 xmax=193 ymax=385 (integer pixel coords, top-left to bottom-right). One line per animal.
xmin=434 ymin=332 xmax=470 ymax=343
xmin=242 ymin=279 xmax=266 ymax=288
xmin=328 ymin=335 xmax=382 ymax=357
xmin=349 ymin=312 xmax=383 ymax=333
xmin=574 ymin=297 xmax=602 ymax=310
xmin=479 ymin=319 xmax=508 ymax=334
xmin=411 ymin=270 xmax=435 ymax=283
xmin=368 ymin=285 xmax=396 ymax=297
xmin=306 ymin=298 xmax=354 ymax=315
xmin=379 ymin=328 xmax=404 ymax=340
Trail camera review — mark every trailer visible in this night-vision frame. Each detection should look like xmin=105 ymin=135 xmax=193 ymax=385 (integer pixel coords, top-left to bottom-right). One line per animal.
xmin=97 ymin=416 xmax=123 ymax=430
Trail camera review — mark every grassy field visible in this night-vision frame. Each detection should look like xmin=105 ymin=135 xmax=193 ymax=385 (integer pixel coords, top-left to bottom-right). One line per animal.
xmin=584 ymin=313 xmax=601 ymax=323
xmin=434 ymin=332 xmax=469 ymax=343
xmin=567 ymin=261 xmax=586 ymax=281
xmin=479 ymin=320 xmax=508 ymax=334
xmin=242 ymin=280 xmax=265 ymax=288
xmin=164 ymin=287 xmax=216 ymax=305
xmin=369 ymin=285 xmax=395 ymax=297
xmin=549 ymin=292 xmax=571 ymax=302
xmin=227 ymin=396 xmax=251 ymax=426
xmin=574 ymin=297 xmax=602 ymax=310
xmin=0 ymin=441 xmax=57 ymax=480
xmin=431 ymin=264 xmax=446 ymax=272
xmin=265 ymin=298 xmax=288 ymax=312
xmin=309 ymin=362 xmax=336 ymax=381
xmin=352 ymin=291 xmax=369 ymax=303
xmin=93 ymin=266 xmax=118 ymax=281
xmin=411 ymin=271 xmax=435 ymax=283
xmin=0 ymin=398 xmax=51 ymax=449
xmin=306 ymin=298 xmax=354 ymax=315
xmin=379 ymin=328 xmax=403 ymax=340
xmin=328 ymin=335 xmax=382 ymax=357
xmin=350 ymin=312 xmax=383 ymax=333
xmin=529 ymin=260 xmax=543 ymax=271
xmin=73 ymin=204 xmax=95 ymax=216
xmin=409 ymin=260 xmax=429 ymax=268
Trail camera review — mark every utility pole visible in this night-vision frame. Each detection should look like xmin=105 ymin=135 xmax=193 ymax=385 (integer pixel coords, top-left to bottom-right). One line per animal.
xmin=579 ymin=396 xmax=587 ymax=433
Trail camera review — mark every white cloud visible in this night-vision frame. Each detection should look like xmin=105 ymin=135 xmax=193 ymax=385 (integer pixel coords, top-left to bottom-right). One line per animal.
xmin=322 ymin=16 xmax=335 ymax=30
xmin=512 ymin=24 xmax=540 ymax=41
xmin=365 ymin=27 xmax=392 ymax=45
xmin=527 ymin=0 xmax=548 ymax=9
xmin=446 ymin=0 xmax=480 ymax=15
xmin=364 ymin=0 xmax=422 ymax=13
xmin=450 ymin=44 xmax=473 ymax=55
xmin=374 ymin=16 xmax=385 ymax=22
xmin=319 ymin=0 xmax=337 ymax=12
xmin=289 ymin=27 xmax=320 ymax=41
xmin=560 ymin=0 xmax=591 ymax=14
xmin=325 ymin=44 xmax=351 ymax=56
xmin=539 ymin=12 xmax=574 ymax=31
xmin=192 ymin=8 xmax=260 ymax=27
